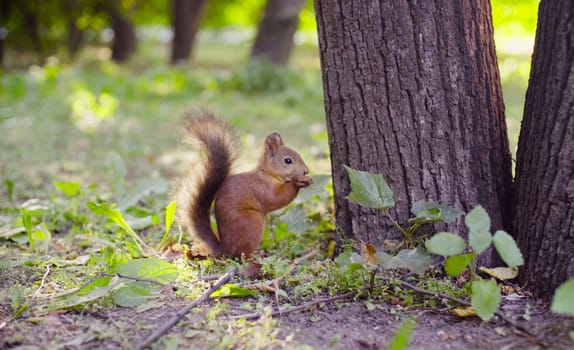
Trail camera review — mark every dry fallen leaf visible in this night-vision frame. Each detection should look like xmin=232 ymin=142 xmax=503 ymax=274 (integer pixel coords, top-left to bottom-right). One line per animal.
xmin=452 ymin=305 xmax=477 ymax=317
xmin=383 ymin=239 xmax=400 ymax=250
xmin=479 ymin=266 xmax=519 ymax=280
xmin=501 ymin=285 xmax=516 ymax=295
xmin=361 ymin=242 xmax=379 ymax=269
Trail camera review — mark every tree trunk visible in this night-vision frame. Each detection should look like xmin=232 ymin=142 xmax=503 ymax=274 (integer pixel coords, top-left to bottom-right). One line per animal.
xmin=513 ymin=0 xmax=574 ymax=299
xmin=64 ymin=0 xmax=84 ymax=59
xmin=170 ymin=0 xmax=209 ymax=65
xmin=251 ymin=0 xmax=305 ymax=65
xmin=0 ymin=29 xmax=4 ymax=69
xmin=18 ymin=2 xmax=44 ymax=64
xmin=109 ymin=5 xmax=137 ymax=63
xmin=0 ymin=1 xmax=7 ymax=68
xmin=314 ymin=0 xmax=512 ymax=260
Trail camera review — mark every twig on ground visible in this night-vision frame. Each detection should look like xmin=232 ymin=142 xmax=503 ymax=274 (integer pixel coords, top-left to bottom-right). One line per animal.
xmin=188 ymin=275 xmax=221 ymax=284
xmin=33 ymin=264 xmax=52 ymax=297
xmin=397 ymin=279 xmax=470 ymax=306
xmin=100 ymin=273 xmax=166 ymax=287
xmin=246 ymin=276 xmax=283 ymax=293
xmin=135 ymin=266 xmax=238 ymax=350
xmin=228 ymin=289 xmax=362 ymax=321
xmin=292 ymin=248 xmax=319 ymax=264
xmin=396 ymin=278 xmax=548 ymax=347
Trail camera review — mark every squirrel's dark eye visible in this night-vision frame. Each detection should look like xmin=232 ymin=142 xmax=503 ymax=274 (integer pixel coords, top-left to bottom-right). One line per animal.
xmin=284 ymin=157 xmax=293 ymax=165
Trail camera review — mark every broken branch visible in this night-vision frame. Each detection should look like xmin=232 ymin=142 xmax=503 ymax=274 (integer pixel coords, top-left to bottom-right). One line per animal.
xmin=135 ymin=266 xmax=238 ymax=350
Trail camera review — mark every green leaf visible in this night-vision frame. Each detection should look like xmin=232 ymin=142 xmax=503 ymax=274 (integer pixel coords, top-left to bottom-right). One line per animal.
xmin=20 ymin=209 xmax=34 ymax=248
xmin=445 ymin=252 xmax=476 ymax=276
xmin=376 ymin=247 xmax=432 ymax=275
xmin=164 ymin=201 xmax=176 ymax=236
xmin=88 ymin=201 xmax=131 ymax=233
xmin=469 ymin=230 xmax=492 ymax=254
xmin=492 ymin=230 xmax=524 ymax=267
xmin=159 ymin=201 xmax=177 ymax=248
xmin=125 ymin=238 xmax=144 ymax=258
xmin=280 ymin=204 xmax=311 ymax=233
xmin=374 ymin=250 xmax=392 ymax=267
xmin=44 ymin=276 xmax=121 ymax=312
xmin=466 ymin=205 xmax=492 ymax=254
xmin=105 ymin=259 xmax=179 ymax=307
xmin=465 ymin=205 xmax=491 ymax=234
xmin=211 ymin=284 xmax=258 ymax=298
xmin=411 ymin=201 xmax=463 ymax=223
xmin=116 ymin=258 xmax=178 ymax=284
xmin=87 ymin=201 xmax=147 ymax=257
xmin=335 ymin=249 xmax=365 ymax=274
xmin=31 ymin=226 xmax=51 ymax=253
xmin=53 ymin=181 xmax=81 ymax=197
xmin=471 ymin=279 xmax=501 ymax=321
xmin=9 ymin=284 xmax=27 ymax=317
xmin=112 ymin=284 xmax=157 ymax=307
xmin=4 ymin=178 xmax=14 ymax=201
xmin=102 ymin=246 xmax=130 ymax=272
xmin=551 ymin=279 xmax=574 ymax=315
xmin=344 ymin=165 xmax=395 ymax=209
xmin=272 ymin=223 xmax=290 ymax=243
xmin=387 ymin=318 xmax=416 ymax=350
xmin=425 ymin=232 xmax=467 ymax=256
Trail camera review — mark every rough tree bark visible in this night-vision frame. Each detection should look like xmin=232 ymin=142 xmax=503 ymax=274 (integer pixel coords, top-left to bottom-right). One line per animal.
xmin=251 ymin=0 xmax=305 ymax=65
xmin=513 ymin=0 xmax=574 ymax=299
xmin=109 ymin=4 xmax=137 ymax=63
xmin=170 ymin=0 xmax=209 ymax=65
xmin=314 ymin=0 xmax=513 ymax=258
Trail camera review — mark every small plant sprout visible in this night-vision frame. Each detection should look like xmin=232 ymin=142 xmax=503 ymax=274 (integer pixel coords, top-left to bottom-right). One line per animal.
xmin=344 ymin=165 xmax=462 ymax=248
xmin=344 ymin=165 xmax=526 ymax=321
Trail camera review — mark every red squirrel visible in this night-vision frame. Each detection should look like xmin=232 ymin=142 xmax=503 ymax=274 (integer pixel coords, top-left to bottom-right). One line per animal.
xmin=173 ymin=110 xmax=313 ymax=259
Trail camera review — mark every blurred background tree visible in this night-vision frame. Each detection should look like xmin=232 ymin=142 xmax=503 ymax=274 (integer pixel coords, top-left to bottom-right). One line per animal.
xmin=250 ymin=0 xmax=305 ymax=65
xmin=0 ymin=0 xmax=537 ymax=69
xmin=170 ymin=0 xmax=209 ymax=64
xmin=108 ymin=1 xmax=138 ymax=62
xmin=0 ymin=0 xmax=539 ymax=191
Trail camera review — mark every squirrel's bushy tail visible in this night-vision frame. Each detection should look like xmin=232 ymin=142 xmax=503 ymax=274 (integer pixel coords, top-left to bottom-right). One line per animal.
xmin=173 ymin=109 xmax=239 ymax=256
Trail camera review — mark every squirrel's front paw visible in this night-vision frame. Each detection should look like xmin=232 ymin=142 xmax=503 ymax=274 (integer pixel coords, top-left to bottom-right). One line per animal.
xmin=295 ymin=175 xmax=313 ymax=188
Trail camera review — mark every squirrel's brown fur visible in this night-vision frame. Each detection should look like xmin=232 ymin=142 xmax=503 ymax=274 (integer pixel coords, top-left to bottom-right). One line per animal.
xmin=173 ymin=109 xmax=312 ymax=259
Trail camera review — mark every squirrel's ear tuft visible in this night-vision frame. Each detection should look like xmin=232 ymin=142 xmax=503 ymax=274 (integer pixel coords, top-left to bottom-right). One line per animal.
xmin=265 ymin=132 xmax=283 ymax=156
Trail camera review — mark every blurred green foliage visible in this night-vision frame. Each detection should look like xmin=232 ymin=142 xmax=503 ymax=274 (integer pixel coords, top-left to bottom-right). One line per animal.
xmin=0 ymin=0 xmax=539 ymax=186
xmin=491 ymin=0 xmax=539 ymax=40
xmin=0 ymin=41 xmax=327 ymax=197
xmin=0 ymin=0 xmax=318 ymax=65
xmin=2 ymin=0 xmax=537 ymax=66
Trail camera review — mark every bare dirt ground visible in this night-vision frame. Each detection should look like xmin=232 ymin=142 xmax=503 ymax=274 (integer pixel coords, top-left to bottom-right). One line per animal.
xmin=281 ymin=298 xmax=573 ymax=350
xmin=1 ymin=288 xmax=573 ymax=350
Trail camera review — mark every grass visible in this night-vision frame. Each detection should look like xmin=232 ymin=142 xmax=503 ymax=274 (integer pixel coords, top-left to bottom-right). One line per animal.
xmin=0 ymin=39 xmax=329 ymax=197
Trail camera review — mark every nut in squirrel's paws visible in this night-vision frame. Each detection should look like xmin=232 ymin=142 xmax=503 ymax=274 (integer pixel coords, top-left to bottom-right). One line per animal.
xmin=295 ymin=175 xmax=313 ymax=188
